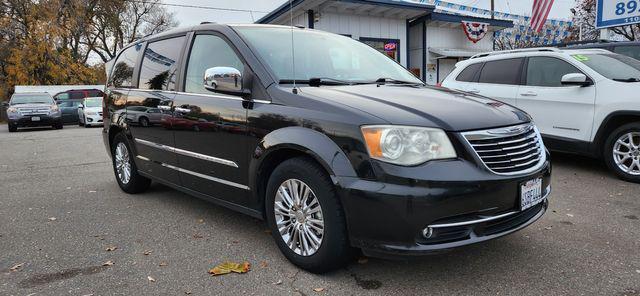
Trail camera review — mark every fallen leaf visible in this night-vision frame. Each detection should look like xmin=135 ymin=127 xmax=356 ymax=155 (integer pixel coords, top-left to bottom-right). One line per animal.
xmin=185 ymin=291 xmax=192 ymax=295
xmin=273 ymin=280 xmax=283 ymax=285
xmin=197 ymin=219 xmax=204 ymax=224
xmin=102 ymin=260 xmax=114 ymax=266
xmin=159 ymin=261 xmax=168 ymax=267
xmin=313 ymin=288 xmax=325 ymax=292
xmin=89 ymin=190 xmax=97 ymax=193
xmin=544 ymin=226 xmax=552 ymax=230
xmin=148 ymin=276 xmax=156 ymax=282
xmin=48 ymin=217 xmax=57 ymax=221
xmin=636 ymin=269 xmax=640 ymax=274
xmin=209 ymin=262 xmax=251 ymax=276
xmin=9 ymin=263 xmax=24 ymax=271
xmin=105 ymin=246 xmax=117 ymax=252
xmin=143 ymin=250 xmax=152 ymax=255
xmin=566 ymin=214 xmax=574 ymax=218
xmin=66 ymin=187 xmax=71 ymax=190
xmin=357 ymin=257 xmax=369 ymax=264
xmin=260 ymin=261 xmax=268 ymax=268
xmin=193 ymin=233 xmax=203 ymax=239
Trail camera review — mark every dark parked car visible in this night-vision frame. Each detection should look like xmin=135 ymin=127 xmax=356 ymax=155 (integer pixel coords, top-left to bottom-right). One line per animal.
xmin=561 ymin=40 xmax=640 ymax=60
xmin=103 ymin=24 xmax=551 ymax=273
xmin=53 ymin=89 xmax=104 ymax=101
xmin=53 ymin=89 xmax=105 ymax=124
xmin=5 ymin=92 xmax=63 ymax=132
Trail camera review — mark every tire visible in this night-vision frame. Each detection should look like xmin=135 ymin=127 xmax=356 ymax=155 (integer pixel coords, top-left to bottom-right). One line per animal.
xmin=84 ymin=117 xmax=90 ymax=128
xmin=139 ymin=117 xmax=149 ymax=127
xmin=79 ymin=116 xmax=84 ymax=127
xmin=265 ymin=157 xmax=352 ymax=273
xmin=604 ymin=122 xmax=640 ymax=183
xmin=8 ymin=124 xmax=17 ymax=132
xmin=111 ymin=133 xmax=151 ymax=193
xmin=54 ymin=123 xmax=63 ymax=129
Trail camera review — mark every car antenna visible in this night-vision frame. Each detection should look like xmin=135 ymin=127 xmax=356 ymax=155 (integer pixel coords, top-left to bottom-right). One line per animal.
xmin=289 ymin=0 xmax=298 ymax=94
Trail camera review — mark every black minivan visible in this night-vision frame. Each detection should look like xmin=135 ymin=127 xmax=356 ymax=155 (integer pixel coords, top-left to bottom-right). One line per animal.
xmin=103 ymin=24 xmax=551 ymax=273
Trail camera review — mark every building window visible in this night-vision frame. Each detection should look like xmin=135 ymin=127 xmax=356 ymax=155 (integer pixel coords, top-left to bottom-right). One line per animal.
xmin=359 ymin=37 xmax=400 ymax=63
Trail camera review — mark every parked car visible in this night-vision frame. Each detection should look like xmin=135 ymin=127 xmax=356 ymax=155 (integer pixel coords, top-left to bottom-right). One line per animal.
xmin=103 ymin=24 xmax=551 ymax=273
xmin=57 ymin=99 xmax=83 ymax=124
xmin=53 ymin=89 xmax=104 ymax=101
xmin=78 ymin=97 xmax=104 ymax=127
xmin=124 ymin=106 xmax=164 ymax=127
xmin=5 ymin=92 xmax=63 ymax=132
xmin=560 ymin=40 xmax=640 ymax=61
xmin=442 ymin=47 xmax=640 ymax=183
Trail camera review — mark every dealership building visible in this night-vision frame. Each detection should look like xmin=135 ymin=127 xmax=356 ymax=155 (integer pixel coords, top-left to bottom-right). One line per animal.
xmin=257 ymin=0 xmax=513 ymax=85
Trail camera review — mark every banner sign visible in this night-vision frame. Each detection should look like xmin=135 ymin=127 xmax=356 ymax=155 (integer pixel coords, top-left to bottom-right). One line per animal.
xmin=596 ymin=0 xmax=640 ymax=28
xmin=461 ymin=21 xmax=489 ymax=43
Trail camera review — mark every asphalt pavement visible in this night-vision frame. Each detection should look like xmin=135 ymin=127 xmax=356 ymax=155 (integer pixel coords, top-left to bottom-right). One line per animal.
xmin=1 ymin=125 xmax=639 ymax=296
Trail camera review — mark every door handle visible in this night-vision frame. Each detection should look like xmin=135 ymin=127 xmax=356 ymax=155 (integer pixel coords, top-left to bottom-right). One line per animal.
xmin=520 ymin=92 xmax=538 ymax=97
xmin=157 ymin=105 xmax=171 ymax=111
xmin=174 ymin=107 xmax=191 ymax=113
xmin=468 ymin=89 xmax=480 ymax=94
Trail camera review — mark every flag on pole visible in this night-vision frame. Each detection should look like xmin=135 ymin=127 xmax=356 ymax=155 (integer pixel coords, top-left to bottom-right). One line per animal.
xmin=530 ymin=0 xmax=555 ymax=32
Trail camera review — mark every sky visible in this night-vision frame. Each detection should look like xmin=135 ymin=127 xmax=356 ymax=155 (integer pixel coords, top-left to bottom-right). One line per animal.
xmin=168 ymin=0 xmax=577 ymax=27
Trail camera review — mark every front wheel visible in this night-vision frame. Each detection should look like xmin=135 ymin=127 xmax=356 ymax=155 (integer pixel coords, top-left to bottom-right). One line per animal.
xmin=111 ymin=133 xmax=151 ymax=193
xmin=8 ymin=124 xmax=17 ymax=132
xmin=265 ymin=157 xmax=352 ymax=273
xmin=604 ymin=122 xmax=640 ymax=183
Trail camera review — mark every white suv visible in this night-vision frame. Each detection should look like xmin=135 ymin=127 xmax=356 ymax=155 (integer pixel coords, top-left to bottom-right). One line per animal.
xmin=442 ymin=48 xmax=640 ymax=183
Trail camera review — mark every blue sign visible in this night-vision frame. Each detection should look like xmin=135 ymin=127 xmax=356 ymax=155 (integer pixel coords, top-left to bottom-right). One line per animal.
xmin=597 ymin=0 xmax=640 ymax=28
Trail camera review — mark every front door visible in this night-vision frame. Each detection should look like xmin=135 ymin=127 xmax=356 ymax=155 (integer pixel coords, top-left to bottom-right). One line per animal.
xmin=516 ymin=56 xmax=596 ymax=142
xmin=172 ymin=33 xmax=250 ymax=205
xmin=127 ymin=35 xmax=186 ymax=185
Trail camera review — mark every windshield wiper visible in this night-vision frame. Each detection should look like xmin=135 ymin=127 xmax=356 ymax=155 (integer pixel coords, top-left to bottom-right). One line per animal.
xmin=308 ymin=77 xmax=356 ymax=87
xmin=613 ymin=77 xmax=640 ymax=82
xmin=374 ymin=78 xmax=424 ymax=86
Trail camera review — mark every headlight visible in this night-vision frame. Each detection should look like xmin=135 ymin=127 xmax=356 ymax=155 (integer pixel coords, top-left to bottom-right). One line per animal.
xmin=50 ymin=104 xmax=59 ymax=111
xmin=7 ymin=107 xmax=18 ymax=113
xmin=361 ymin=125 xmax=457 ymax=166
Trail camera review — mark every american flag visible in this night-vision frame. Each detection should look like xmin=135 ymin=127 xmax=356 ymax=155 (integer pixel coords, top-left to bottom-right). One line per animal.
xmin=530 ymin=0 xmax=555 ymax=33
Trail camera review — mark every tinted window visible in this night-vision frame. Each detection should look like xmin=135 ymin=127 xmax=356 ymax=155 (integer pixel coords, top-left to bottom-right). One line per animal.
xmin=139 ymin=36 xmax=185 ymax=90
xmin=70 ymin=92 xmax=86 ymax=100
xmin=109 ymin=44 xmax=141 ymax=88
xmin=456 ymin=63 xmax=482 ymax=82
xmin=478 ymin=58 xmax=523 ymax=85
xmin=54 ymin=93 xmax=69 ymax=100
xmin=87 ymin=90 xmax=104 ymax=97
xmin=57 ymin=100 xmax=82 ymax=108
xmin=613 ymin=46 xmax=640 ymax=60
xmin=526 ymin=57 xmax=583 ymax=87
xmin=185 ymin=34 xmax=244 ymax=94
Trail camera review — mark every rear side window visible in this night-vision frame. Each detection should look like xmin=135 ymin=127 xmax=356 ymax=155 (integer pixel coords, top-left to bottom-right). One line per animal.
xmin=70 ymin=92 xmax=86 ymax=100
xmin=526 ymin=57 xmax=582 ymax=87
xmin=87 ymin=90 xmax=104 ymax=97
xmin=456 ymin=63 xmax=483 ymax=82
xmin=138 ymin=36 xmax=186 ymax=90
xmin=109 ymin=44 xmax=141 ymax=88
xmin=478 ymin=58 xmax=523 ymax=85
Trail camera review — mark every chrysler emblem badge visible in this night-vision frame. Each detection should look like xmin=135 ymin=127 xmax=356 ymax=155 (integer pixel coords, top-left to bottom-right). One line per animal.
xmin=488 ymin=125 xmax=532 ymax=135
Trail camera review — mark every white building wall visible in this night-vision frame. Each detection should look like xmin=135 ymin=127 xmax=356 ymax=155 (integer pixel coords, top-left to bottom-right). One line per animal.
xmin=315 ymin=12 xmax=407 ymax=67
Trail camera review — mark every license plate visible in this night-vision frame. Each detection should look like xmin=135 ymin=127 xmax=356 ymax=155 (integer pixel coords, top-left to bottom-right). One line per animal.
xmin=520 ymin=178 xmax=543 ymax=211
xmin=31 ymin=116 xmax=40 ymax=121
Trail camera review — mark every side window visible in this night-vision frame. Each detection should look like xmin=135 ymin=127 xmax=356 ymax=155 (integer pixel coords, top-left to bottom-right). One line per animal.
xmin=526 ymin=57 xmax=583 ymax=87
xmin=109 ymin=44 xmax=141 ymax=88
xmin=138 ymin=36 xmax=186 ymax=90
xmin=55 ymin=93 xmax=69 ymax=101
xmin=613 ymin=46 xmax=640 ymax=61
xmin=456 ymin=63 xmax=483 ymax=82
xmin=185 ymin=34 xmax=244 ymax=95
xmin=478 ymin=58 xmax=523 ymax=85
xmin=70 ymin=92 xmax=85 ymax=100
xmin=87 ymin=90 xmax=104 ymax=97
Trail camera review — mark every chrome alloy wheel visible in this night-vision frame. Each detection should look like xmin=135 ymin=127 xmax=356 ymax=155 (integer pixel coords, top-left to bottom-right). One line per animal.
xmin=613 ymin=132 xmax=640 ymax=176
xmin=115 ymin=142 xmax=132 ymax=184
xmin=274 ymin=179 xmax=324 ymax=256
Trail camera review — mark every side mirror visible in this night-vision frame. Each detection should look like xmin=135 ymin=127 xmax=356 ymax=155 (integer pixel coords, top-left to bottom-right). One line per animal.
xmin=203 ymin=67 xmax=249 ymax=97
xmin=561 ymin=73 xmax=592 ymax=86
xmin=78 ymin=103 xmax=84 ymax=109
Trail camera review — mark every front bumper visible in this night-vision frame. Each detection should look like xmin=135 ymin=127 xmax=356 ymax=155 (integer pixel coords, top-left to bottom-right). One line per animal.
xmin=9 ymin=114 xmax=62 ymax=127
xmin=84 ymin=114 xmax=104 ymax=125
xmin=336 ymin=155 xmax=551 ymax=257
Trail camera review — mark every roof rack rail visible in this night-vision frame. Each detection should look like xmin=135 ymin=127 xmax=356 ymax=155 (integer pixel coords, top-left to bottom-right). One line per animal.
xmin=470 ymin=47 xmax=560 ymax=59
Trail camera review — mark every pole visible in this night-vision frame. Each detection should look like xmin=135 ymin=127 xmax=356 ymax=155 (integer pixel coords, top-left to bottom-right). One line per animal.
xmin=491 ymin=0 xmax=495 ymax=19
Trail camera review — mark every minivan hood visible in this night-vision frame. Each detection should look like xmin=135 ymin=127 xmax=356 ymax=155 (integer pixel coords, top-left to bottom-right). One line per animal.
xmin=299 ymin=85 xmax=530 ymax=131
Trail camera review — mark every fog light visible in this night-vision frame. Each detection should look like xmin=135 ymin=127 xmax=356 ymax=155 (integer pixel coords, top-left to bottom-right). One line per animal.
xmin=87 ymin=118 xmax=93 ymax=122
xmin=422 ymin=227 xmax=433 ymax=239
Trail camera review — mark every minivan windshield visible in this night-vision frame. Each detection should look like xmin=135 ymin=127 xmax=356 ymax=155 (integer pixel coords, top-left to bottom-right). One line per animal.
xmin=573 ymin=53 xmax=640 ymax=82
xmin=10 ymin=93 xmax=54 ymax=105
xmin=234 ymin=27 xmax=422 ymax=85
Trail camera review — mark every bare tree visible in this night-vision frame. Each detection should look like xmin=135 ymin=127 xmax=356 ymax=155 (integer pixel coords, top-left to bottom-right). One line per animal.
xmin=569 ymin=0 xmax=640 ymax=41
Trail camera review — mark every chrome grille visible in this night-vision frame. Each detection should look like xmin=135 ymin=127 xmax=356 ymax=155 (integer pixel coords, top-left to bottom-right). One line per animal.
xmin=462 ymin=124 xmax=545 ymax=175
xmin=18 ymin=108 xmax=49 ymax=116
